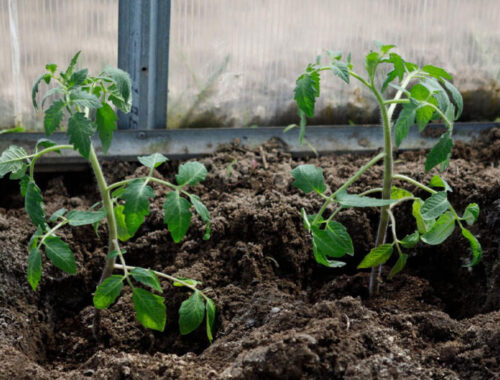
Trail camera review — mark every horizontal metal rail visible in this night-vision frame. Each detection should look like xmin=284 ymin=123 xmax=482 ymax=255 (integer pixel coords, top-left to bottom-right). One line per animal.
xmin=0 ymin=123 xmax=496 ymax=172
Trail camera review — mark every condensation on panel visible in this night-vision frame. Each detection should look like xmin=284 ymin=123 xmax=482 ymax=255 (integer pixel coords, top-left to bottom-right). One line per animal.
xmin=168 ymin=0 xmax=500 ymax=128
xmin=0 ymin=0 xmax=117 ymax=129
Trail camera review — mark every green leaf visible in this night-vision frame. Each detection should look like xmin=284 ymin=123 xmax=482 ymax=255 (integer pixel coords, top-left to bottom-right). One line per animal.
xmin=391 ymin=186 xmax=413 ymax=200
xmin=389 ymin=53 xmax=405 ymax=80
xmin=189 ymin=195 xmax=210 ymax=223
xmin=172 ymin=278 xmax=201 ymax=287
xmin=394 ymin=102 xmax=417 ymax=147
xmin=206 ymin=298 xmax=216 ymax=342
xmin=461 ymin=228 xmax=482 ymax=267
xmin=365 ymin=51 xmax=379 ymax=78
xmin=132 ymin=288 xmax=166 ymax=331
xmin=400 ymin=231 xmax=419 ymax=248
xmin=114 ymin=205 xmax=133 ymax=242
xmin=27 ymin=247 xmax=42 ymax=291
xmin=420 ymin=191 xmax=450 ymax=220
xmin=46 ymin=63 xmax=57 ymax=73
xmin=163 ymin=191 xmax=192 ymax=243
xmin=35 ymin=138 xmax=59 ymax=153
xmin=9 ymin=164 xmax=27 ymax=180
xmin=25 ymin=181 xmax=46 ymax=228
xmin=66 ymin=209 xmax=107 ymax=226
xmin=425 ymin=132 xmax=453 ymax=172
xmin=421 ymin=212 xmax=455 ymax=245
xmin=179 ymin=291 xmax=205 ymax=335
xmin=312 ymin=221 xmax=354 ymax=259
xmin=429 ymin=175 xmax=452 ymax=192
xmin=462 ymin=203 xmax=479 ymax=226
xmin=130 ymin=267 xmax=162 ymax=293
xmin=43 ymin=236 xmax=77 ymax=274
xmin=43 ymin=99 xmax=65 ymax=136
xmin=0 ymin=145 xmax=28 ymax=178
xmin=410 ymin=84 xmax=437 ymax=131
xmin=67 ymin=112 xmax=96 ymax=159
xmin=388 ymin=253 xmax=408 ymax=279
xmin=96 ymin=103 xmax=117 ymax=153
xmin=312 ymin=243 xmax=346 ymax=268
xmin=138 ymin=153 xmax=168 ymax=169
xmin=412 ymin=199 xmax=435 ymax=233
xmin=93 ymin=275 xmax=124 ymax=309
xmin=329 ymin=61 xmax=350 ymax=84
xmin=442 ymin=79 xmax=463 ymax=119
xmin=336 ymin=190 xmax=396 ymax=208
xmin=382 ymin=70 xmax=398 ymax=93
xmin=374 ymin=41 xmax=396 ymax=55
xmin=49 ymin=207 xmax=67 ymax=222
xmin=68 ymin=68 xmax=88 ymax=87
xmin=32 ymin=73 xmax=47 ymax=110
xmin=103 ymin=65 xmax=132 ymax=112
xmin=291 ymin=164 xmax=326 ymax=194
xmin=69 ymin=89 xmax=102 ymax=109
xmin=176 ymin=161 xmax=207 ymax=186
xmin=41 ymin=87 xmax=65 ymax=109
xmin=121 ymin=179 xmax=155 ymax=236
xmin=421 ymin=78 xmax=450 ymax=113
xmin=422 ymin=65 xmax=453 ymax=81
xmin=20 ymin=176 xmax=29 ymax=197
xmin=357 ymin=244 xmax=394 ymax=269
xmin=294 ymin=71 xmax=320 ymax=118
xmin=106 ymin=249 xmax=126 ymax=260
xmin=63 ymin=51 xmax=81 ymax=79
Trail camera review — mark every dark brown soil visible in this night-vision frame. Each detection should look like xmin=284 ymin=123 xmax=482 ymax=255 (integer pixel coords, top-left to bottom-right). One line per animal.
xmin=0 ymin=128 xmax=499 ymax=379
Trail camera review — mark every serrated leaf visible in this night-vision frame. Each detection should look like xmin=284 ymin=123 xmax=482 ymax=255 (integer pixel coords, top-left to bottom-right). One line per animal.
xmin=41 ymin=87 xmax=65 ymax=109
xmin=389 ymin=53 xmax=405 ymax=80
xmin=329 ymin=61 xmax=350 ymax=84
xmin=69 ymin=89 xmax=102 ymax=109
xmin=9 ymin=164 xmax=27 ymax=180
xmin=25 ymin=181 xmax=46 ymax=228
xmin=461 ymin=228 xmax=482 ymax=267
xmin=420 ymin=192 xmax=450 ymax=220
xmin=63 ymin=51 xmax=81 ymax=80
xmin=179 ymin=291 xmax=205 ymax=335
xmin=291 ymin=164 xmax=326 ymax=194
xmin=312 ymin=221 xmax=354 ymax=259
xmin=374 ymin=41 xmax=396 ymax=55
xmin=400 ymin=231 xmax=419 ymax=248
xmin=131 ymin=267 xmax=162 ymax=292
xmin=93 ymin=275 xmax=124 ymax=309
xmin=425 ymin=132 xmax=453 ymax=172
xmin=121 ymin=179 xmax=155 ymax=236
xmin=357 ymin=244 xmax=393 ymax=269
xmin=429 ymin=175 xmax=452 ymax=192
xmin=103 ymin=65 xmax=132 ymax=112
xmin=394 ymin=102 xmax=417 ymax=147
xmin=138 ymin=153 xmax=168 ymax=169
xmin=27 ymin=247 xmax=42 ymax=291
xmin=67 ymin=112 xmax=96 ymax=159
xmin=336 ymin=190 xmax=396 ymax=208
xmin=66 ymin=209 xmax=107 ymax=226
xmin=132 ymin=288 xmax=166 ymax=331
xmin=176 ymin=161 xmax=208 ymax=186
xmin=422 ymin=65 xmax=453 ymax=81
xmin=43 ymin=99 xmax=65 ymax=136
xmin=462 ymin=203 xmax=479 ymax=226
xmin=114 ymin=205 xmax=133 ymax=242
xmin=189 ymin=194 xmax=210 ymax=223
xmin=294 ymin=71 xmax=320 ymax=118
xmin=43 ymin=236 xmax=76 ymax=274
xmin=45 ymin=63 xmax=57 ymax=73
xmin=49 ymin=207 xmax=67 ymax=222
xmin=163 ymin=191 xmax=192 ymax=243
xmin=69 ymin=68 xmax=88 ymax=87
xmin=96 ymin=103 xmax=117 ymax=153
xmin=391 ymin=186 xmax=413 ymax=200
xmin=382 ymin=70 xmax=398 ymax=93
xmin=388 ymin=253 xmax=408 ymax=279
xmin=0 ymin=145 xmax=28 ymax=178
xmin=410 ymin=84 xmax=437 ymax=131
xmin=421 ymin=78 xmax=450 ymax=114
xmin=206 ymin=298 xmax=216 ymax=342
xmin=421 ymin=212 xmax=455 ymax=245
xmin=442 ymin=79 xmax=463 ymax=119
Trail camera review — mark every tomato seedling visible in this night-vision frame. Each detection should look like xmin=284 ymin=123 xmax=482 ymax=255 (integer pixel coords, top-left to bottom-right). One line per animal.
xmin=0 ymin=52 xmax=215 ymax=340
xmin=292 ymin=43 xmax=481 ymax=295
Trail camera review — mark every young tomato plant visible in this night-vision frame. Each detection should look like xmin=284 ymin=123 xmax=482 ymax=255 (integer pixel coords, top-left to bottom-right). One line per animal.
xmin=292 ymin=43 xmax=481 ymax=295
xmin=0 ymin=52 xmax=216 ymax=340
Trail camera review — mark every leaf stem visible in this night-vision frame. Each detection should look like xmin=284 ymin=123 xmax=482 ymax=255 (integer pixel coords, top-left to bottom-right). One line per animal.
xmin=37 ymin=219 xmax=69 ymax=248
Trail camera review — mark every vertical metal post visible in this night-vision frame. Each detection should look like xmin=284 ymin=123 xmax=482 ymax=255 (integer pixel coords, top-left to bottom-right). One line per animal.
xmin=118 ymin=0 xmax=171 ymax=129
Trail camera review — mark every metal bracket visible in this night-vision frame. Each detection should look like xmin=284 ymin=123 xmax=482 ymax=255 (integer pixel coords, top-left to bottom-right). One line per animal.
xmin=117 ymin=0 xmax=171 ymax=130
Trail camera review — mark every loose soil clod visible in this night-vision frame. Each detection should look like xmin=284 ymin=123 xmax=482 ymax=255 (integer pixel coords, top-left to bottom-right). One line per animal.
xmin=0 ymin=129 xmax=499 ymax=379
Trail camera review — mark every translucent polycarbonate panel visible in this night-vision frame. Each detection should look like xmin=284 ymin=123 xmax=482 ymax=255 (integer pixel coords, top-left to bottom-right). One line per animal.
xmin=0 ymin=0 xmax=117 ymax=130
xmin=168 ymin=0 xmax=500 ymax=128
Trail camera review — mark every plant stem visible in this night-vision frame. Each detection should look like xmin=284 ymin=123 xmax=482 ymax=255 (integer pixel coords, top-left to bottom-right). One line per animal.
xmin=87 ymin=143 xmax=120 ymax=284
xmin=369 ymin=81 xmax=393 ymax=297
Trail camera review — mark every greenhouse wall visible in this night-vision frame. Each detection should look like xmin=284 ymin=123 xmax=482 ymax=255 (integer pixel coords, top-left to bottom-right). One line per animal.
xmin=1 ymin=0 xmax=500 ymax=130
